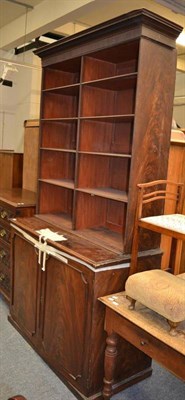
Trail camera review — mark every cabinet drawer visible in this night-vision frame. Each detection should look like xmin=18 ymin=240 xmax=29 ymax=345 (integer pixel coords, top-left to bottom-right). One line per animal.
xmin=0 ymin=263 xmax=10 ymax=293
xmin=0 ymin=205 xmax=15 ymax=223
xmin=0 ymin=243 xmax=10 ymax=268
xmin=0 ymin=223 xmax=11 ymax=244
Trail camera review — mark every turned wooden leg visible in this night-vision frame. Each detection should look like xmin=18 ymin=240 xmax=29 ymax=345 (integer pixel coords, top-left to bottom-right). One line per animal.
xmin=167 ymin=320 xmax=178 ymax=336
xmin=103 ymin=332 xmax=118 ymax=400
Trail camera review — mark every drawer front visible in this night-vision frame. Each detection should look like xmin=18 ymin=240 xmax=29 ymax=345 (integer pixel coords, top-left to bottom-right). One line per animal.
xmin=0 ymin=243 xmax=10 ymax=268
xmin=0 ymin=205 xmax=15 ymax=224
xmin=0 ymin=223 xmax=11 ymax=244
xmin=0 ymin=262 xmax=10 ymax=294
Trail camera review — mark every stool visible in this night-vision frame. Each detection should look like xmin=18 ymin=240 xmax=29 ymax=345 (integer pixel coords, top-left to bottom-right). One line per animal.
xmin=125 ymin=269 xmax=185 ymax=335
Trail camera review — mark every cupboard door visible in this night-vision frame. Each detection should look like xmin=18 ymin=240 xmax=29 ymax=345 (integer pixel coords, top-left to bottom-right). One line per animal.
xmin=11 ymin=233 xmax=39 ymax=340
xmin=40 ymin=256 xmax=90 ymax=380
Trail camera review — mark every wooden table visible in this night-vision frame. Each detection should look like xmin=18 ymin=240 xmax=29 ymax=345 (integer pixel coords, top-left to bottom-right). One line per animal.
xmin=99 ymin=292 xmax=185 ymax=399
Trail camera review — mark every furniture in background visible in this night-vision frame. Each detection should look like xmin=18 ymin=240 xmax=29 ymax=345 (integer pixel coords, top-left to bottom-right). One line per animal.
xmin=130 ymin=180 xmax=185 ymax=276
xmin=0 ymin=151 xmax=23 ymax=190
xmin=99 ymin=292 xmax=185 ymax=400
xmin=9 ymin=9 xmax=182 ymax=400
xmin=125 ymin=180 xmax=185 ymax=336
xmin=23 ymin=120 xmax=39 ymax=193
xmin=0 ymin=189 xmax=36 ymax=302
xmin=161 ymin=131 xmax=185 ymax=272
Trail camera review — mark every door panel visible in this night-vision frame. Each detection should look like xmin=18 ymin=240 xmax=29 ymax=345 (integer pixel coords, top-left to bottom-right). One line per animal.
xmin=41 ymin=256 xmax=90 ymax=378
xmin=11 ymin=233 xmax=39 ymax=338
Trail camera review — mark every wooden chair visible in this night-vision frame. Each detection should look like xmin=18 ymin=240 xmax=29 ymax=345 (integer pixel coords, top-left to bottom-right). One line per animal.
xmin=130 ymin=179 xmax=184 ymax=275
xmin=125 ymin=180 xmax=185 ymax=336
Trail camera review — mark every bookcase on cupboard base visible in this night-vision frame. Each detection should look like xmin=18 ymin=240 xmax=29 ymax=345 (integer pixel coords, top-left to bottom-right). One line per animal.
xmin=9 ymin=9 xmax=182 ymax=400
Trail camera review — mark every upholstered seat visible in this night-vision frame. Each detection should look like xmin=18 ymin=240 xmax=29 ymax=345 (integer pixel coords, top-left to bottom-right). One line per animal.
xmin=125 ymin=269 xmax=185 ymax=335
xmin=127 ymin=180 xmax=185 ymax=336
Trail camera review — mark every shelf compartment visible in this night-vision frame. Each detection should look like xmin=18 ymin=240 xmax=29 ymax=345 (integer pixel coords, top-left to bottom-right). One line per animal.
xmin=36 ymin=213 xmax=72 ymax=231
xmin=82 ymin=40 xmax=139 ymax=81
xmin=75 ymin=191 xmax=126 ymax=236
xmin=80 ymin=85 xmax=136 ymax=117
xmin=77 ymin=154 xmax=130 ymax=193
xmin=42 ymin=92 xmax=79 ymax=119
xmin=39 ymin=150 xmax=75 ymax=182
xmin=79 ymin=119 xmax=133 ymax=154
xmin=41 ymin=120 xmax=77 ymax=150
xmin=43 ymin=58 xmax=81 ymax=89
xmin=38 ymin=181 xmax=73 ymax=227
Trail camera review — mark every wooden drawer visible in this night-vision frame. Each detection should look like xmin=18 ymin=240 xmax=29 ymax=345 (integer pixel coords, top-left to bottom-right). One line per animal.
xmin=0 ymin=242 xmax=10 ymax=268
xmin=0 ymin=205 xmax=16 ymax=223
xmin=0 ymin=261 xmax=10 ymax=294
xmin=0 ymin=223 xmax=11 ymax=244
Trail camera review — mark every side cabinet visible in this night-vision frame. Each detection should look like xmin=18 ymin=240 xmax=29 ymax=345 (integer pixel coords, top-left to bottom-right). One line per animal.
xmin=0 ymin=189 xmax=36 ymax=302
xmin=10 ymin=230 xmax=92 ymax=382
xmin=10 ymin=221 xmax=151 ymax=399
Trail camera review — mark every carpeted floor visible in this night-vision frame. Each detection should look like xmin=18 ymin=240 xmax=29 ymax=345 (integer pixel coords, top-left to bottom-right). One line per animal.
xmin=0 ymin=295 xmax=184 ymax=400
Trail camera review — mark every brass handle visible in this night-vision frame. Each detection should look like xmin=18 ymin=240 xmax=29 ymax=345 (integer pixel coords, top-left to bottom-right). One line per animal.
xmin=0 ymin=229 xmax=6 ymax=237
xmin=0 ymin=273 xmax=5 ymax=281
xmin=0 ymin=210 xmax=8 ymax=219
xmin=0 ymin=249 xmax=6 ymax=259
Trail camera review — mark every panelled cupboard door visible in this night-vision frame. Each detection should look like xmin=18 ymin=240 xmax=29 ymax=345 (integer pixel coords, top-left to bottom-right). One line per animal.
xmin=11 ymin=233 xmax=39 ymax=341
xmin=40 ymin=256 xmax=91 ymax=381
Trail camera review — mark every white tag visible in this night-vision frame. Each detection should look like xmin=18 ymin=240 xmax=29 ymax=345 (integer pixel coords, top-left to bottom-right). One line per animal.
xmin=36 ymin=228 xmax=67 ymax=242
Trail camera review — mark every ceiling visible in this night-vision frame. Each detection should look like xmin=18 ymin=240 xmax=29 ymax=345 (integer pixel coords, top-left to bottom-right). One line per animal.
xmin=0 ymin=0 xmax=185 ymax=60
xmin=0 ymin=0 xmax=185 ymax=29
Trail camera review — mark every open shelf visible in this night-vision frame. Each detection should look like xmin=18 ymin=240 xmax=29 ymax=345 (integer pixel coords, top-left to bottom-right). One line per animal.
xmin=78 ymin=119 xmax=133 ymax=154
xmin=43 ymin=57 xmax=81 ymax=89
xmin=42 ymin=92 xmax=79 ymax=119
xmin=82 ymin=40 xmax=139 ymax=81
xmin=77 ymin=154 xmax=130 ymax=193
xmin=37 ymin=213 xmax=73 ymax=231
xmin=39 ymin=150 xmax=75 ymax=182
xmin=80 ymin=84 xmax=136 ymax=117
xmin=75 ymin=191 xmax=126 ymax=237
xmin=41 ymin=120 xmax=77 ymax=150
xmin=38 ymin=182 xmax=74 ymax=226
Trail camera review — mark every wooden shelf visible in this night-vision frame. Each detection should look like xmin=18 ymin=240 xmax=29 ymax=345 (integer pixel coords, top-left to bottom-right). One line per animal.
xmin=82 ymin=72 xmax=137 ymax=90
xmin=36 ymin=9 xmax=180 ymax=254
xmin=78 ymin=151 xmax=131 ymax=157
xmin=39 ymin=178 xmax=74 ymax=189
xmin=42 ymin=83 xmax=80 ymax=95
xmin=41 ymin=147 xmax=76 ymax=153
xmin=76 ymin=187 xmax=128 ymax=202
xmin=79 ymin=115 xmax=135 ymax=122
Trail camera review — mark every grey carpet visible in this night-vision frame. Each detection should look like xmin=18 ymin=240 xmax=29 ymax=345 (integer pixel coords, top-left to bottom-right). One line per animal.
xmin=0 ymin=296 xmax=184 ymax=400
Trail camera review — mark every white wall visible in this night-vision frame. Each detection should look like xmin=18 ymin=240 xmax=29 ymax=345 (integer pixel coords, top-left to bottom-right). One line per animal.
xmin=173 ymin=71 xmax=185 ymax=128
xmin=0 ymin=51 xmax=41 ymax=152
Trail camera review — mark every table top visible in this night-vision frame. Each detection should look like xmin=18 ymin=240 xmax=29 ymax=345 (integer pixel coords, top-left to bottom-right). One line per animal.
xmin=140 ymin=214 xmax=185 ymax=237
xmin=99 ymin=291 xmax=185 ymax=356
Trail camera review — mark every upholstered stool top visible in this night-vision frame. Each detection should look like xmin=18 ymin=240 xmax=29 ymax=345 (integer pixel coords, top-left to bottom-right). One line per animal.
xmin=125 ymin=269 xmax=185 ymax=323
